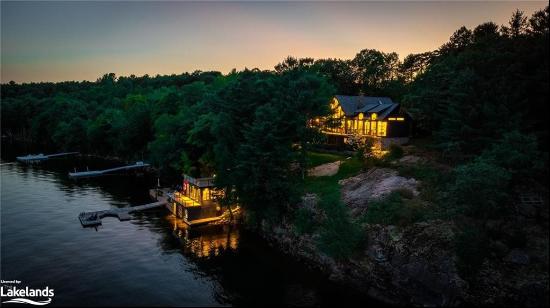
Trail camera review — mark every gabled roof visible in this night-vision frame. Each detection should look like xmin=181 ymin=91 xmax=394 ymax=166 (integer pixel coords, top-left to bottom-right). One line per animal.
xmin=334 ymin=95 xmax=400 ymax=120
xmin=378 ymin=103 xmax=400 ymax=119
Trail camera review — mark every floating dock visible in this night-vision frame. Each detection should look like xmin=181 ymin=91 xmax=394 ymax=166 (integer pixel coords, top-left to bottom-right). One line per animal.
xmin=79 ymin=201 xmax=166 ymax=227
xmin=69 ymin=161 xmax=150 ymax=179
xmin=16 ymin=152 xmax=79 ymax=163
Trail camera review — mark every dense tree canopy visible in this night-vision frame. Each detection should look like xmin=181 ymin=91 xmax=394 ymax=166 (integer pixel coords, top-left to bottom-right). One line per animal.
xmin=1 ymin=6 xmax=548 ymax=221
xmin=403 ymin=6 xmax=549 ymax=157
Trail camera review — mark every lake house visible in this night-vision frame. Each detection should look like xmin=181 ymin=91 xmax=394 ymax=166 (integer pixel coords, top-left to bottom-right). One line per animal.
xmin=314 ymin=95 xmax=412 ymax=149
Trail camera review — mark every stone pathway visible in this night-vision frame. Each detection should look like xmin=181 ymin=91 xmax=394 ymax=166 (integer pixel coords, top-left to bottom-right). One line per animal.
xmin=308 ymin=161 xmax=342 ymax=177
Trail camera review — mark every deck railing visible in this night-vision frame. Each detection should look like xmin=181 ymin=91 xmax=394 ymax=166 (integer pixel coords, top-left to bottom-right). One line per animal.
xmin=183 ymin=174 xmax=215 ymax=188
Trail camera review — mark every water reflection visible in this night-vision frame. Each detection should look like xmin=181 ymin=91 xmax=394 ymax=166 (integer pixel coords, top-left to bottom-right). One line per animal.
xmin=167 ymin=215 xmax=240 ymax=258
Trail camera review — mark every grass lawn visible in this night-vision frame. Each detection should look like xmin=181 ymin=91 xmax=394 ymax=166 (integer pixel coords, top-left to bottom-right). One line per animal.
xmin=303 ymin=156 xmax=363 ymax=199
xmin=306 ymin=151 xmax=346 ymax=168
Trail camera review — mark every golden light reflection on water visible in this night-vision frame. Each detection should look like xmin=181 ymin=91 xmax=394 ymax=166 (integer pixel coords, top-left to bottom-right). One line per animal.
xmin=165 ymin=214 xmax=239 ymax=258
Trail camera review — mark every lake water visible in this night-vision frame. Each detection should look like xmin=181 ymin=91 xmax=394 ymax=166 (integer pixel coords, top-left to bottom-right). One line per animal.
xmin=1 ymin=144 xmax=374 ymax=306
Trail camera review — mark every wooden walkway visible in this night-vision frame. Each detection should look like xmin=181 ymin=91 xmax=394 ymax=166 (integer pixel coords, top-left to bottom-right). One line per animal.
xmin=79 ymin=201 xmax=166 ymax=227
xmin=186 ymin=216 xmax=224 ymax=226
xmin=69 ymin=162 xmax=150 ymax=179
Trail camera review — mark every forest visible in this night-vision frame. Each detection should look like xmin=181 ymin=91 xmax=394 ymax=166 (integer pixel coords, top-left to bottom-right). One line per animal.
xmin=1 ymin=7 xmax=548 ymax=227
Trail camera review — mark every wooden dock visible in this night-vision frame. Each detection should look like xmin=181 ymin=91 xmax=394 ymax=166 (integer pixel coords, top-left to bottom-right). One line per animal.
xmin=79 ymin=201 xmax=166 ymax=227
xmin=16 ymin=152 xmax=79 ymax=163
xmin=69 ymin=161 xmax=150 ymax=179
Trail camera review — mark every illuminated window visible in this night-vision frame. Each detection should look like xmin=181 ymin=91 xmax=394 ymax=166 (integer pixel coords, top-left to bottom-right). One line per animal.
xmin=377 ymin=121 xmax=387 ymax=136
xmin=371 ymin=113 xmax=377 ymax=120
xmin=388 ymin=117 xmax=404 ymax=121
xmin=202 ymin=188 xmax=210 ymax=201
xmin=358 ymin=113 xmax=364 ymax=120
xmin=370 ymin=121 xmax=377 ymax=135
xmin=365 ymin=120 xmax=370 ymax=134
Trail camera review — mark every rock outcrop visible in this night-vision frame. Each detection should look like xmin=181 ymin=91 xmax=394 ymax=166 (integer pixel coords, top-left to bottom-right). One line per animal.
xmin=261 ymin=166 xmax=549 ymax=307
xmin=308 ymin=161 xmax=342 ymax=177
xmin=339 ymin=168 xmax=419 ymax=217
xmin=264 ymin=220 xmax=467 ymax=306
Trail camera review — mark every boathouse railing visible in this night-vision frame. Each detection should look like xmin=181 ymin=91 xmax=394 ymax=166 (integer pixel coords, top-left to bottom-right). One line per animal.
xmin=183 ymin=175 xmax=215 ymax=188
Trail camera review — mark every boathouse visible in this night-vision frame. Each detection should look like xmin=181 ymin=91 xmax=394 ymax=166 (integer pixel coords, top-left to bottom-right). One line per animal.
xmin=166 ymin=174 xmax=224 ymax=225
xmin=314 ymin=95 xmax=412 ymax=149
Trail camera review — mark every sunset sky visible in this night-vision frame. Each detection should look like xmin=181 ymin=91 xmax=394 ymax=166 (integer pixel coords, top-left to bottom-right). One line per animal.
xmin=1 ymin=1 xmax=547 ymax=83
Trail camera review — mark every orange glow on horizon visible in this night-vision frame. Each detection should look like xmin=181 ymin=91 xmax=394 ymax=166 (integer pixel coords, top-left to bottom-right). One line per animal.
xmin=1 ymin=1 xmax=546 ymax=83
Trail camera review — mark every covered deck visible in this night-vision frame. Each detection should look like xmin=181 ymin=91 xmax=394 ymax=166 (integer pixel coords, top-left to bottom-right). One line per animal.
xmin=171 ymin=191 xmax=201 ymax=207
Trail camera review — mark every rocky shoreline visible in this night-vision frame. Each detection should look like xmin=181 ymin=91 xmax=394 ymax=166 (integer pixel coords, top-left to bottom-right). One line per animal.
xmin=257 ymin=165 xmax=549 ymax=307
xmin=260 ymin=216 xmax=548 ymax=307
xmin=260 ymin=219 xmax=465 ymax=306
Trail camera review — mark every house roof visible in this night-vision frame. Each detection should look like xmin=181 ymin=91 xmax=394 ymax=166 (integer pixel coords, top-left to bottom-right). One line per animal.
xmin=334 ymin=95 xmax=400 ymax=120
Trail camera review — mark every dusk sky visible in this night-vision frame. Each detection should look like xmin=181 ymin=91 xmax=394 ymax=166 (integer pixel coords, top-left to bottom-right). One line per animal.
xmin=1 ymin=1 xmax=547 ymax=83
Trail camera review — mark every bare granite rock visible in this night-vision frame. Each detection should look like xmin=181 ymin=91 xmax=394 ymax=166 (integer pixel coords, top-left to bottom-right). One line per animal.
xmin=339 ymin=168 xmax=419 ymax=216
xmin=308 ymin=161 xmax=342 ymax=177
xmin=363 ymin=221 xmax=467 ymax=306
xmin=398 ymin=155 xmax=425 ymax=165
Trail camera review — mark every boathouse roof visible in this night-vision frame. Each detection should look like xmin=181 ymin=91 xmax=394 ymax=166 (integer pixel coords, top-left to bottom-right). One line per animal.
xmin=183 ymin=174 xmax=215 ymax=188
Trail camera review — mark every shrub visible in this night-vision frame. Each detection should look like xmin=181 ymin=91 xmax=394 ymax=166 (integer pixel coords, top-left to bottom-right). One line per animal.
xmin=388 ymin=144 xmax=404 ymax=160
xmin=397 ymin=163 xmax=443 ymax=184
xmin=455 ymin=227 xmax=490 ymax=278
xmin=318 ymin=203 xmax=364 ymax=260
xmin=303 ymin=156 xmax=366 ymax=259
xmin=394 ymin=187 xmax=415 ymax=199
xmin=294 ymin=207 xmax=316 ymax=235
xmin=363 ymin=191 xmax=428 ymax=226
xmin=503 ymin=228 xmax=527 ymax=249
xmin=481 ymin=131 xmax=546 ymax=184
xmin=449 ymin=158 xmax=511 ymax=219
